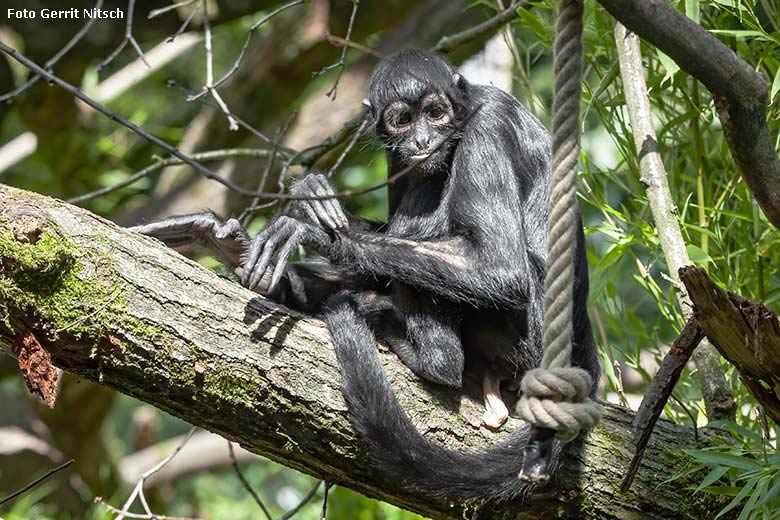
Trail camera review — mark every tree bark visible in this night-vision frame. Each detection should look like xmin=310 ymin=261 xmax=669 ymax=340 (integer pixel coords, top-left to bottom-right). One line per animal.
xmin=0 ymin=185 xmax=728 ymax=519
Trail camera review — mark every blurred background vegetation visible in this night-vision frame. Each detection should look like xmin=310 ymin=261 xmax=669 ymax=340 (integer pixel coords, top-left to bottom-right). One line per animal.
xmin=1 ymin=0 xmax=779 ymax=518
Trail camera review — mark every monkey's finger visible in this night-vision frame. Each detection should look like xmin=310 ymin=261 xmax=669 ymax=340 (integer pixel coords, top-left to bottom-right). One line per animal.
xmin=241 ymin=224 xmax=273 ymax=286
xmin=306 ymin=195 xmax=339 ymax=231
xmin=306 ymin=187 xmax=339 ymax=230
xmin=269 ymin=230 xmax=302 ymax=293
xmin=243 ymin=220 xmax=285 ymax=288
xmin=299 ymin=201 xmax=324 ymax=229
xmin=314 ymin=175 xmax=348 ymax=229
xmin=249 ymin=219 xmax=296 ymax=290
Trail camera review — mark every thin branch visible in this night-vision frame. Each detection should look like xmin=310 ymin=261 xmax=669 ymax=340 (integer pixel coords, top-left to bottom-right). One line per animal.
xmin=325 ymin=34 xmax=383 ymax=59
xmin=201 ymin=0 xmax=239 ymax=130
xmin=614 ymin=22 xmax=735 ymax=421
xmin=0 ymin=459 xmax=74 ymax=506
xmin=166 ymin=79 xmax=282 ymax=147
xmin=326 ymin=115 xmax=370 ymax=177
xmin=0 ymin=0 xmax=104 ymax=103
xmin=95 ymin=499 xmax=201 ymax=520
xmin=66 ymin=149 xmax=278 ymax=204
xmin=228 ymin=441 xmax=273 ymax=520
xmin=433 ymin=1 xmax=527 ymax=54
xmin=112 ymin=427 xmax=196 ymax=520
xmin=240 ymin=113 xmax=297 ymax=225
xmin=277 ymin=481 xmax=322 ymax=520
xmin=97 ymin=0 xmax=150 ymax=72
xmin=319 ymin=483 xmax=331 ymax=520
xmin=188 ymin=0 xmax=306 ymax=102
xmin=313 ymin=0 xmax=360 ymax=100
xmin=166 ymin=1 xmax=203 ymax=43
xmin=148 ymin=0 xmax=198 ymax=19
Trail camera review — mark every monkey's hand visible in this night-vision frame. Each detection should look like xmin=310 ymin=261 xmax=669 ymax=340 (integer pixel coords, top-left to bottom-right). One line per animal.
xmin=241 ymin=215 xmax=331 ymax=294
xmin=131 ymin=212 xmax=249 ymax=270
xmin=288 ymin=173 xmax=348 ymax=231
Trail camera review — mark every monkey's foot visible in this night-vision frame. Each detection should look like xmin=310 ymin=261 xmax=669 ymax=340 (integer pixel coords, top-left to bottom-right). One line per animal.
xmin=481 ymin=375 xmax=509 ymax=429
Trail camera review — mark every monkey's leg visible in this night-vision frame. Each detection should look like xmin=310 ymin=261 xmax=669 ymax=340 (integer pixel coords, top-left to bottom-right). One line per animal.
xmin=481 ymin=370 xmax=509 ymax=429
xmin=369 ymin=296 xmax=464 ymax=388
xmin=130 ymin=212 xmax=248 ymax=269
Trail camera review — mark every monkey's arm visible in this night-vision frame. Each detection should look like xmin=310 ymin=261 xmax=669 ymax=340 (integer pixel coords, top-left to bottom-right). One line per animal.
xmin=243 ymin=216 xmax=536 ymax=308
xmin=130 ymin=212 xmax=248 ymax=270
xmin=130 ymin=212 xmax=379 ymax=312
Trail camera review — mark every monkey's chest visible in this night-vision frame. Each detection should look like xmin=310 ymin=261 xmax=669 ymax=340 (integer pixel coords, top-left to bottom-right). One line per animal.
xmin=387 ymin=189 xmax=451 ymax=240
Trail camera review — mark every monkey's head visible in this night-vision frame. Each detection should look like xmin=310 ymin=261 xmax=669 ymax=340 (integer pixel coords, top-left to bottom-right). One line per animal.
xmin=365 ymin=49 xmax=469 ymax=173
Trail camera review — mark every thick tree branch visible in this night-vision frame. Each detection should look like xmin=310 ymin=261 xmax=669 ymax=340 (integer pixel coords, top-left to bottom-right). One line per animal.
xmin=599 ymin=0 xmax=780 ymax=228
xmin=0 ymin=185 xmax=727 ymax=519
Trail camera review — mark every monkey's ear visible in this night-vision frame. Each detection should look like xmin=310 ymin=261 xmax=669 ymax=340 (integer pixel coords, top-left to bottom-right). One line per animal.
xmin=362 ymin=98 xmax=376 ymax=118
xmin=452 ymin=73 xmax=467 ymax=90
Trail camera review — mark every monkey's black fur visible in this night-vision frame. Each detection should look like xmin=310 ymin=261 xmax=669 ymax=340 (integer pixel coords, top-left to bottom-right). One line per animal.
xmin=132 ymin=49 xmax=599 ymax=503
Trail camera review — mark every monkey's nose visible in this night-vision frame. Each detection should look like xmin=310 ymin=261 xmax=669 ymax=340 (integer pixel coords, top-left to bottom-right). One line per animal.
xmin=415 ymin=136 xmax=430 ymax=150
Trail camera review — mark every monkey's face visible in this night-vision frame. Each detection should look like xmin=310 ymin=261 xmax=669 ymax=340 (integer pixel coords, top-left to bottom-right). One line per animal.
xmin=379 ymin=92 xmax=458 ymax=172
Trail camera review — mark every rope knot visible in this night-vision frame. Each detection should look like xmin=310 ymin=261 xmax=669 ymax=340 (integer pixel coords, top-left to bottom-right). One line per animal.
xmin=517 ymin=367 xmax=601 ymax=442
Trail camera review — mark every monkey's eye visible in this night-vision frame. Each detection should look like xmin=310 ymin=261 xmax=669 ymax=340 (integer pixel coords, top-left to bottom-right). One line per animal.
xmin=395 ymin=111 xmax=413 ymax=126
xmin=427 ymin=105 xmax=445 ymax=120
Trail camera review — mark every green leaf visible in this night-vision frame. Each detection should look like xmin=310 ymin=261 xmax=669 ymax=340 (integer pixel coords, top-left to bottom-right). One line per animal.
xmin=771 ymin=67 xmax=780 ymax=102
xmin=656 ymin=50 xmax=680 ymax=84
xmin=709 ymin=30 xmax=772 ymax=41
xmin=685 ymin=0 xmax=700 ymax=23
xmin=686 ymin=450 xmax=761 ymax=471
xmin=716 ymin=477 xmax=756 ymax=519
xmin=686 ymin=244 xmax=714 ymax=264
xmin=738 ymin=476 xmax=769 ymax=520
xmin=697 ymin=465 xmax=730 ymax=491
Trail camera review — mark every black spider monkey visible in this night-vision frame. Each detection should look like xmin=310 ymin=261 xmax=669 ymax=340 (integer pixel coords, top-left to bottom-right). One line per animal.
xmin=132 ymin=49 xmax=599 ymax=502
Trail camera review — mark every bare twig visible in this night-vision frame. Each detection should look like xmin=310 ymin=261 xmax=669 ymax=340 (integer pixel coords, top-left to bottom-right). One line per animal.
xmin=96 ymin=499 xmax=201 ymax=520
xmin=188 ymin=0 xmax=306 ymax=102
xmin=201 ymin=0 xmax=239 ymax=130
xmin=228 ymin=441 xmax=273 ymax=520
xmin=325 ymin=34 xmax=383 ymax=59
xmin=277 ymin=481 xmax=322 ymax=520
xmin=320 ymin=482 xmax=331 ymax=520
xmin=148 ymin=0 xmax=198 ymax=19
xmin=166 ymin=0 xmax=203 ymax=42
xmin=111 ymin=427 xmax=196 ymax=520
xmin=166 ymin=79 xmax=282 ymax=147
xmin=240 ymin=113 xmax=297 ymax=225
xmin=66 ymin=149 xmax=277 ymax=204
xmin=98 ymin=0 xmax=150 ymax=72
xmin=326 ymin=115 xmax=370 ymax=177
xmin=313 ymin=0 xmax=360 ymax=100
xmin=0 ymin=459 xmax=74 ymax=506
xmin=433 ymin=1 xmax=526 ymax=53
xmin=0 ymin=0 xmax=104 ymax=103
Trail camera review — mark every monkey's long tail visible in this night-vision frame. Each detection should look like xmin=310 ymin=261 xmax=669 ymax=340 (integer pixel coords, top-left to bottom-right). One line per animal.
xmin=324 ymin=298 xmax=563 ymax=503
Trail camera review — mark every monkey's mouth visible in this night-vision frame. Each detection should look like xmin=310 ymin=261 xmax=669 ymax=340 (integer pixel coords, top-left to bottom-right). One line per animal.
xmin=410 ymin=153 xmax=432 ymax=161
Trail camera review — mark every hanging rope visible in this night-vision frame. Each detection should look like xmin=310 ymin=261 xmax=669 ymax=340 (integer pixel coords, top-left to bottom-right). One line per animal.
xmin=517 ymin=0 xmax=601 ymax=482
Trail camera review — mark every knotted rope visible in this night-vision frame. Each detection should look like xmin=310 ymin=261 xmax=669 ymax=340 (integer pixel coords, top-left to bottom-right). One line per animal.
xmin=517 ymin=0 xmax=601 ymax=482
